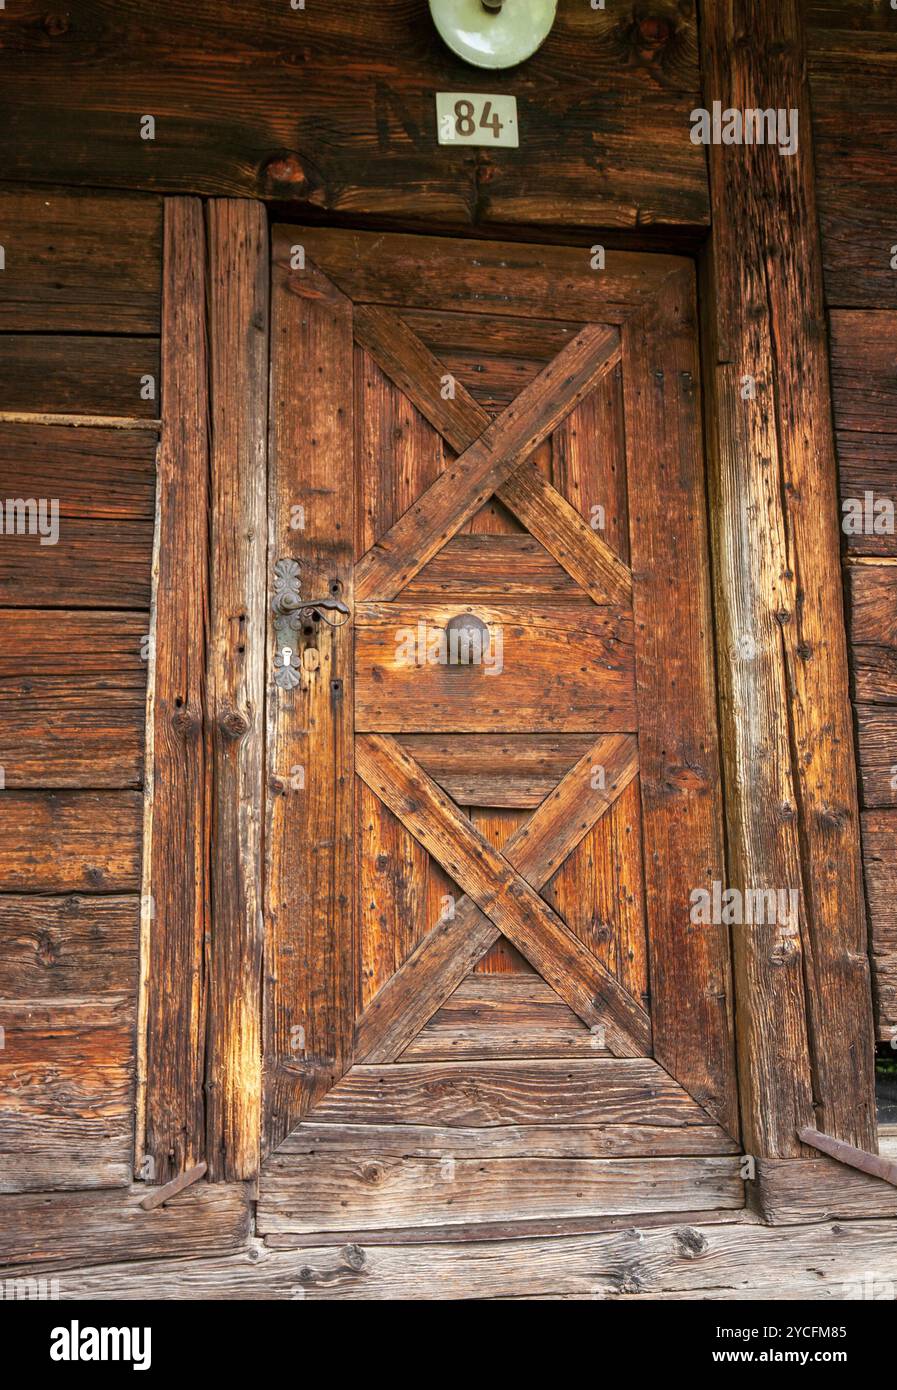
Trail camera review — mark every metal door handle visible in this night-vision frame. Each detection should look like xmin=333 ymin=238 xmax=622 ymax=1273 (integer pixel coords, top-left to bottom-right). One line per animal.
xmin=272 ymin=558 xmax=350 ymax=689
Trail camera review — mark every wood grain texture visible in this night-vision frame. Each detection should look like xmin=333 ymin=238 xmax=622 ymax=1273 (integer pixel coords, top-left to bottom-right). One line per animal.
xmin=140 ymin=197 xmax=210 ymax=1184
xmin=204 ymin=199 xmax=268 ymax=1182
xmin=0 ymin=336 xmax=160 ymax=417
xmin=400 ymin=975 xmax=610 ymax=1061
xmin=831 ymin=311 xmax=897 ymax=557
xmin=862 ymin=810 xmax=897 ymax=1039
xmin=624 ymin=271 xmax=737 ymax=1139
xmin=295 ymin=1059 xmax=730 ymax=1130
xmin=754 ymin=1155 xmax=897 ymax=1225
xmin=0 ymin=2 xmax=708 ymax=229
xmin=396 ymin=734 xmax=596 ymax=808
xmin=275 ymin=228 xmax=686 ymax=326
xmin=355 ymin=600 xmax=635 ymax=733
xmin=0 ymin=611 xmax=147 ymax=787
xmin=402 ymin=534 xmax=582 ymax=599
xmin=356 ymin=733 xmax=649 ymax=1056
xmin=354 ymin=304 xmax=631 ymax=605
xmin=855 ymin=706 xmax=897 ymax=810
xmin=806 ymin=4 xmax=897 ymax=308
xmin=499 ymin=460 xmax=632 ymax=607
xmin=257 ymin=1155 xmax=742 ymax=1234
xmin=544 ymin=776 xmax=648 ymax=1004
xmin=0 ymin=424 xmax=156 ymax=608
xmin=357 ymin=779 xmax=431 ymax=1010
xmin=35 ymin=1217 xmax=897 ymax=1300
xmin=274 ymin=1114 xmax=738 ymax=1159
xmin=399 ymin=308 xmax=581 ymax=416
xmin=0 ymin=791 xmax=141 ymax=891
xmin=0 ymin=188 xmax=162 ymax=332
xmin=264 ymin=253 xmax=355 ymax=1151
xmin=0 ymin=1182 xmax=250 ymax=1272
xmin=0 ymin=895 xmax=138 ymax=997
xmin=700 ymin=0 xmax=875 ymax=1154
xmin=848 ymin=566 xmax=897 ymax=704
xmin=0 ymin=996 xmax=134 ymax=1192
xmin=355 ymin=734 xmax=639 ymax=1062
xmin=354 ymin=324 xmax=621 ymax=601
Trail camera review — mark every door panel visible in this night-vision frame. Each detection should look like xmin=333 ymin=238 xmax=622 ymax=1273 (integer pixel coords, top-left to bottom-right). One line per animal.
xmin=261 ymin=228 xmax=740 ymax=1233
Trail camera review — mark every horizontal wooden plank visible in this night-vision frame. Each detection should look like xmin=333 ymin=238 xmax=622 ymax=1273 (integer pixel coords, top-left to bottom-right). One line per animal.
xmin=281 ymin=227 xmax=686 ymax=324
xmin=0 ymin=423 xmax=157 ymax=515
xmin=35 ymin=1216 xmax=897 ymax=1299
xmin=0 ymin=520 xmax=154 ymax=607
xmin=257 ymin=1156 xmax=743 ymax=1234
xmin=401 ymin=974 xmax=596 ymax=1060
xmin=401 ymin=534 xmax=583 ymax=599
xmin=807 ymin=11 xmax=897 ymax=308
xmin=306 ymin=1060 xmax=717 ymax=1129
xmin=862 ymin=809 xmax=897 ymax=1038
xmin=847 ymin=565 xmax=897 ymax=646
xmin=355 ymin=602 xmax=635 ymax=732
xmin=0 ymin=996 xmax=134 ymax=1193
xmin=0 ymin=1182 xmax=250 ymax=1271
xmin=0 ymin=189 xmax=162 ymax=332
xmin=831 ymin=311 xmax=897 ymax=555
xmin=754 ymin=1155 xmax=897 ymax=1224
xmin=847 ymin=567 xmax=897 ymax=706
xmin=274 ymin=1118 xmax=738 ymax=1161
xmin=0 ymin=791 xmax=142 ymax=891
xmin=855 ymin=705 xmax=897 ymax=809
xmin=0 ymin=611 xmax=147 ymax=787
xmin=395 ymin=734 xmax=597 ymax=808
xmin=0 ymin=336 xmax=160 ymax=417
xmin=0 ymin=894 xmax=138 ymax=996
xmin=0 ymin=423 xmax=156 ymax=607
xmin=0 ymin=4 xmax=707 ymax=229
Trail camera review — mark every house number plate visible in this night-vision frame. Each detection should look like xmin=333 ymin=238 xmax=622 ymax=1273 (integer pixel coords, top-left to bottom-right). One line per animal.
xmin=436 ymin=92 xmax=519 ymax=148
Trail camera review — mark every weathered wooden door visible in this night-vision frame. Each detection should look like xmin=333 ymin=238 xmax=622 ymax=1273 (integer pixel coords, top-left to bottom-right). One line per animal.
xmin=259 ymin=227 xmax=742 ymax=1237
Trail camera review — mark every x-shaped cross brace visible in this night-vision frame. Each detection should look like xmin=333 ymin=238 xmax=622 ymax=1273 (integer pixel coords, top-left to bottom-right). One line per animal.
xmin=355 ymin=732 xmax=651 ymax=1062
xmin=352 ymin=305 xmax=632 ymax=607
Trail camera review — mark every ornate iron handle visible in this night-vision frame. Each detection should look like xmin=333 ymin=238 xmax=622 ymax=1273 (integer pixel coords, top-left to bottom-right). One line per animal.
xmin=272 ymin=558 xmax=350 ymax=689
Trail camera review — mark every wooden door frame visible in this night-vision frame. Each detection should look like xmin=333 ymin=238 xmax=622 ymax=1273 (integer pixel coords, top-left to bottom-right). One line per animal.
xmin=138 ymin=173 xmax=878 ymax=1212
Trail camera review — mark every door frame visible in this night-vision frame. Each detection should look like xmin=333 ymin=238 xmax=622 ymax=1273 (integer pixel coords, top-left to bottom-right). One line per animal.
xmin=136 ymin=196 xmax=876 ymax=1199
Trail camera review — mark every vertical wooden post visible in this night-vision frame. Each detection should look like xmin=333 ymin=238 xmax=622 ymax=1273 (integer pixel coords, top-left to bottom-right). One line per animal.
xmin=699 ymin=0 xmax=877 ymax=1158
xmin=204 ymin=200 xmax=269 ymax=1181
xmin=264 ymin=229 xmax=356 ymax=1153
xmin=138 ymin=198 xmax=210 ymax=1184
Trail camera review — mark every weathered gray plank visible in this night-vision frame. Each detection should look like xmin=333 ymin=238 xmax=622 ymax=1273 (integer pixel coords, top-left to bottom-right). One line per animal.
xmin=257 ymin=1155 xmax=743 ymax=1234
xmin=0 ymin=1182 xmax=250 ymax=1270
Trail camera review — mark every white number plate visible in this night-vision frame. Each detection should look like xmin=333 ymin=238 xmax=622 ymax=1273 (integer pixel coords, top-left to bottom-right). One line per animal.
xmin=436 ymin=92 xmax=519 ymax=148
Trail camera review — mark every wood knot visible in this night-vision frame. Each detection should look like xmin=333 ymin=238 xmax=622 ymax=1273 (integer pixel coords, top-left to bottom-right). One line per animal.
xmin=361 ymin=1163 xmax=385 ymax=1186
xmin=171 ymin=701 xmax=201 ymax=739
xmin=43 ymin=12 xmax=70 ymax=36
xmin=219 ymin=708 xmax=250 ymax=740
xmin=340 ymin=1243 xmax=366 ymax=1271
xmin=261 ymin=153 xmax=310 ymax=195
xmin=674 ymin=1226 xmax=708 ymax=1259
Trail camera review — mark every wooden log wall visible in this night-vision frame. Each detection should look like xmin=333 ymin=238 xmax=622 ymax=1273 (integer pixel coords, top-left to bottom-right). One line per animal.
xmin=805 ymin=3 xmax=897 ymax=1046
xmin=0 ymin=2 xmax=707 ymax=233
xmin=0 ymin=189 xmax=162 ymax=1193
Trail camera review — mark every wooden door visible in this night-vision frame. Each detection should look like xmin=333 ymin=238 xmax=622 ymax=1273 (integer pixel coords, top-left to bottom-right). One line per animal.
xmin=259 ymin=228 xmax=742 ymax=1237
